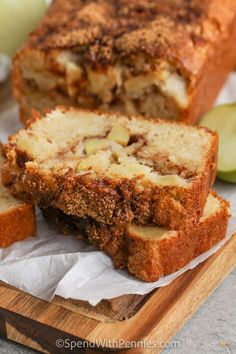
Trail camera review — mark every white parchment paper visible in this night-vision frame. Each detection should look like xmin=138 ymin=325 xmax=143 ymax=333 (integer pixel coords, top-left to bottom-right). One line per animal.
xmin=0 ymin=75 xmax=235 ymax=306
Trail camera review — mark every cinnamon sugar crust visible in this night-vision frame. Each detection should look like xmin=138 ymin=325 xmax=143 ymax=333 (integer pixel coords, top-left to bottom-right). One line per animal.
xmin=26 ymin=0 xmax=235 ymax=76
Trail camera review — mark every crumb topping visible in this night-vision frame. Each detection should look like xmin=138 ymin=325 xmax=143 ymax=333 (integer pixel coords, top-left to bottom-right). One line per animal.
xmin=25 ymin=0 xmax=236 ymax=75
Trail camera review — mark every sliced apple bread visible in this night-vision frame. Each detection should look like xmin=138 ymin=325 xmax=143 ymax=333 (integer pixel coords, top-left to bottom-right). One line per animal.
xmin=0 ymin=144 xmax=36 ymax=247
xmin=43 ymin=192 xmax=230 ymax=282
xmin=3 ymin=107 xmax=218 ymax=229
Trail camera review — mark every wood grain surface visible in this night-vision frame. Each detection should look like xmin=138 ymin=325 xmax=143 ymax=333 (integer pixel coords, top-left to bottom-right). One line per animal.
xmin=0 ymin=234 xmax=234 ymax=353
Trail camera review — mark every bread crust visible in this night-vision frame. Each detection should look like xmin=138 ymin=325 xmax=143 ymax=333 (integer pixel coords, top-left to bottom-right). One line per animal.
xmin=3 ymin=107 xmax=218 ymax=230
xmin=0 ymin=204 xmax=36 ymax=248
xmin=13 ymin=0 xmax=236 ymax=124
xmin=42 ymin=192 xmax=230 ymax=282
xmin=0 ymin=144 xmax=36 ymax=247
xmin=127 ymin=196 xmax=230 ymax=281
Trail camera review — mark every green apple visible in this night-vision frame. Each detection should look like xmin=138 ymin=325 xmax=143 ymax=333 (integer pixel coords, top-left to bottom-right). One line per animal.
xmin=0 ymin=0 xmax=47 ymax=56
xmin=217 ymin=170 xmax=236 ymax=183
xmin=200 ymin=104 xmax=236 ymax=184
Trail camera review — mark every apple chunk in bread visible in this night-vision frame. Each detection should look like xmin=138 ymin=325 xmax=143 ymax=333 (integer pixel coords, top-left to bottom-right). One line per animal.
xmin=107 ymin=124 xmax=130 ymax=147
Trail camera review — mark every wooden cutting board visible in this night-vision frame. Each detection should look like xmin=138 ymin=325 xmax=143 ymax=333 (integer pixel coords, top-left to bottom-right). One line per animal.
xmin=0 ymin=233 xmax=235 ymax=354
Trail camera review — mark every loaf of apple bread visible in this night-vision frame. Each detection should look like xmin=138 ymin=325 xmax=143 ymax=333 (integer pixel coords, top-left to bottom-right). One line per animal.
xmin=0 ymin=144 xmax=35 ymax=247
xmin=2 ymin=107 xmax=218 ymax=229
xmin=43 ymin=192 xmax=230 ymax=282
xmin=13 ymin=0 xmax=236 ymax=124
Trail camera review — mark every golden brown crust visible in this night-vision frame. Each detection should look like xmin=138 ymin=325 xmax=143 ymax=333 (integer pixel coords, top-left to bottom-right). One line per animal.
xmin=181 ymin=10 xmax=236 ymax=124
xmin=42 ymin=192 xmax=230 ymax=282
xmin=2 ymin=107 xmax=218 ymax=230
xmin=0 ymin=204 xmax=36 ymax=248
xmin=13 ymin=0 xmax=236 ymax=124
xmin=127 ymin=194 xmax=230 ymax=281
xmin=0 ymin=143 xmax=36 ymax=248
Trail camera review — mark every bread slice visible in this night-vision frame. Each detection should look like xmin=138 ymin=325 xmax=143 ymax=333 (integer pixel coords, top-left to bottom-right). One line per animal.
xmin=0 ymin=145 xmax=35 ymax=247
xmin=3 ymin=107 xmax=218 ymax=229
xmin=13 ymin=0 xmax=236 ymax=124
xmin=43 ymin=192 xmax=230 ymax=282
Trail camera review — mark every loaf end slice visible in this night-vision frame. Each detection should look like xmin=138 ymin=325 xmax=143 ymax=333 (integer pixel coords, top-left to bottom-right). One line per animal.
xmin=0 ymin=145 xmax=36 ymax=247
